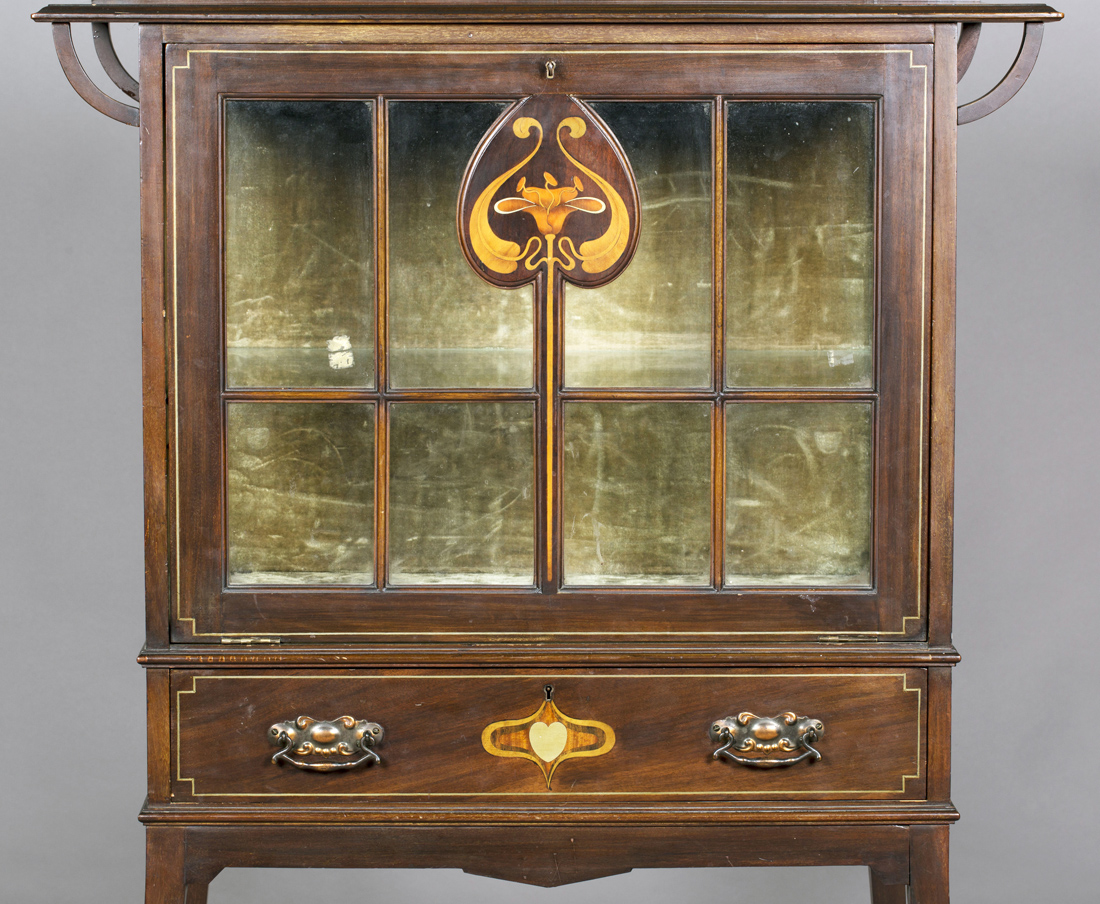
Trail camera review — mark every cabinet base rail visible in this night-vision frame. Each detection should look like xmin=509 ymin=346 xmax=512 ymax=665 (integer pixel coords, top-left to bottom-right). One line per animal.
xmin=146 ymin=823 xmax=949 ymax=898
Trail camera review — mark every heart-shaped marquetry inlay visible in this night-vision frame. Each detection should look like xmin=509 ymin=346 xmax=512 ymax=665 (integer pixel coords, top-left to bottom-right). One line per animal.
xmin=529 ymin=721 xmax=568 ymax=762
xmin=482 ymin=686 xmax=615 ymax=788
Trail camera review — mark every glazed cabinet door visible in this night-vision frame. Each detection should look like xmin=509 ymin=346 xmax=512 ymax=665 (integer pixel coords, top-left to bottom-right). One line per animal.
xmin=167 ymin=42 xmax=932 ymax=642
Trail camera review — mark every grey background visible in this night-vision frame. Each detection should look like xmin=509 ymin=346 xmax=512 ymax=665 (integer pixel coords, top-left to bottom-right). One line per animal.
xmin=2 ymin=4 xmax=1097 ymax=901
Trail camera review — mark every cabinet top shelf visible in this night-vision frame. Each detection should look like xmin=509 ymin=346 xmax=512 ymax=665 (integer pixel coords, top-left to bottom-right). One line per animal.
xmin=33 ymin=2 xmax=1063 ymax=25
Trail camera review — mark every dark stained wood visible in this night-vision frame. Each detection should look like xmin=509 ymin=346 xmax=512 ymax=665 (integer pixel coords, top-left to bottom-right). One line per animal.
xmin=929 ymin=23 xmax=958 ymax=647
xmin=956 ymin=22 xmax=982 ymax=82
xmin=925 ymin=666 xmax=952 ymax=802
xmin=139 ymin=642 xmax=962 ymax=667
xmin=958 ymin=21 xmax=1045 ymax=125
xmin=169 ymin=44 xmax=930 ymax=642
xmin=139 ymin=23 xmax=170 ymax=649
xmin=92 ymin=21 xmax=140 ymax=99
xmin=712 ymin=94 xmax=726 ymax=588
xmin=160 ymin=823 xmax=914 ymax=889
xmin=51 ymin=22 xmax=140 ymax=126
xmin=147 ymin=669 xmax=172 ymax=803
xmin=455 ymin=93 xmax=643 ymax=591
xmin=457 ymin=94 xmax=642 ymax=292
xmin=465 ymin=862 xmax=630 ymax=887
xmin=31 ymin=4 xmax=1056 ymax=900
xmin=910 ymin=825 xmax=949 ymax=904
xmin=32 ymin=4 xmax=1066 ymax=26
xmin=141 ymin=799 xmax=960 ymax=826
xmin=870 ymin=868 xmax=909 ymax=904
xmin=374 ymin=96 xmax=388 ymax=590
xmin=881 ymin=46 xmax=934 ymax=644
xmin=145 ymin=827 xmax=187 ymax=904
xmin=158 ymin=22 xmax=939 ymax=45
xmin=171 ymin=669 xmax=925 ymax=801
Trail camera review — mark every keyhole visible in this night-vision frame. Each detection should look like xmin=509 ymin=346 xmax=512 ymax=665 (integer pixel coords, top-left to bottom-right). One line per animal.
xmin=545 ymin=60 xmax=556 ymax=79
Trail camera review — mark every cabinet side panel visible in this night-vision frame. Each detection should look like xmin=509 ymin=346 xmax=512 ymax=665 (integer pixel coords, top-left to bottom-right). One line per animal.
xmin=141 ymin=25 xmax=170 ymax=647
xmin=929 ymin=24 xmax=958 ymax=646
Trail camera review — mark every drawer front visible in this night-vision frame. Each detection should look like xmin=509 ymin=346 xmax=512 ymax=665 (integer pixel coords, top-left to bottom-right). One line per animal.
xmin=173 ymin=669 xmax=925 ymax=801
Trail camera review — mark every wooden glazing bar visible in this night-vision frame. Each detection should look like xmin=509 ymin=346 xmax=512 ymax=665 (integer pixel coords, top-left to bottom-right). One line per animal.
xmin=712 ymin=400 xmax=724 ymax=587
xmin=544 ymin=269 xmax=558 ymax=591
xmin=375 ymin=97 xmax=388 ymax=588
xmin=559 ymin=388 xmax=716 ymax=401
xmin=376 ymin=398 xmax=389 ymax=588
xmin=712 ymin=96 xmax=726 ymax=589
xmin=557 ymin=390 xmax=881 ymax=401
xmin=376 ymin=96 xmax=387 ymax=395
xmin=386 ymin=389 xmax=540 ymax=401
xmin=720 ymin=389 xmax=879 ymax=401
xmin=222 ymin=389 xmax=381 ymax=401
xmin=713 ymin=95 xmax=725 ymax=396
xmin=221 ymin=389 xmax=540 ymax=401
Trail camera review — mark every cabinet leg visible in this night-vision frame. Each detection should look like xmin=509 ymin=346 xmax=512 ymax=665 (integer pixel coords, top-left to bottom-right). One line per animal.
xmin=185 ymin=883 xmax=209 ymax=904
xmin=909 ymin=826 xmax=949 ymax=904
xmin=870 ymin=868 xmax=909 ymax=904
xmin=146 ymin=827 xmax=188 ymax=904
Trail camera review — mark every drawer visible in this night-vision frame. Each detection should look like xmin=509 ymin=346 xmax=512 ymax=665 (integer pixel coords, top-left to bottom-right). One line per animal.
xmin=172 ymin=669 xmax=925 ymax=801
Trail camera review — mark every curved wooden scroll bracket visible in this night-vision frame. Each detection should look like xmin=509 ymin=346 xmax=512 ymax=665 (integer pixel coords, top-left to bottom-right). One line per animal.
xmin=958 ymin=22 xmax=1044 ymax=125
xmin=91 ymin=22 xmax=139 ymax=101
xmin=957 ymin=23 xmax=982 ymax=83
xmin=52 ymin=22 xmax=139 ymax=127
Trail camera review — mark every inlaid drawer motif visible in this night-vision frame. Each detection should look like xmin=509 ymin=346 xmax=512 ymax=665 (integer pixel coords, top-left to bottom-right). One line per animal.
xmin=482 ymin=685 xmax=616 ymax=788
xmin=173 ymin=670 xmax=923 ymax=800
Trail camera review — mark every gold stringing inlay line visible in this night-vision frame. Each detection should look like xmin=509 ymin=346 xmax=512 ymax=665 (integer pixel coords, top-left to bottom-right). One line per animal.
xmin=175 ymin=672 xmax=921 ymax=797
xmin=170 ymin=46 xmax=929 ymax=637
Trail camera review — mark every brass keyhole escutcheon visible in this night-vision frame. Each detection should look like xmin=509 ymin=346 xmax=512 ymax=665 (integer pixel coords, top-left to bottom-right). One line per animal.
xmin=545 ymin=60 xmax=556 ymax=79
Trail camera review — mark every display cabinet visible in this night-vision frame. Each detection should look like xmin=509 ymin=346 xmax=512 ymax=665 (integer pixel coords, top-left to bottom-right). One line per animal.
xmin=32 ymin=2 xmax=1061 ymax=901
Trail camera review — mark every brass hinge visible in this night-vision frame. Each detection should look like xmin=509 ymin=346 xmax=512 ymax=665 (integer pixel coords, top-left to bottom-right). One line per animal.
xmin=817 ymin=633 xmax=881 ymax=644
xmin=220 ymin=637 xmax=282 ymax=644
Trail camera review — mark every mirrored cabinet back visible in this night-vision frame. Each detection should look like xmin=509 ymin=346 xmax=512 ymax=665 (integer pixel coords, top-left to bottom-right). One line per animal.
xmin=32 ymin=1 xmax=1062 ymax=901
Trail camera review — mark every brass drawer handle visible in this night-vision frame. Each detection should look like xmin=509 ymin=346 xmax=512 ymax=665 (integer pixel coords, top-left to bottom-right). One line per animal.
xmin=268 ymin=716 xmax=384 ymax=772
xmin=710 ymin=712 xmax=824 ymax=768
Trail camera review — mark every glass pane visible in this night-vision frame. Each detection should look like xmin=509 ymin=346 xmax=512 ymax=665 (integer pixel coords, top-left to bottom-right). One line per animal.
xmin=388 ymin=403 xmax=534 ymax=585
xmin=226 ymin=403 xmax=375 ymax=585
xmin=564 ymin=403 xmax=711 ymax=586
xmin=725 ymin=403 xmax=872 ymax=586
xmin=566 ymin=103 xmax=713 ymax=389
xmin=388 ymin=102 xmax=533 ymax=389
xmin=225 ymin=101 xmax=375 ymax=388
xmin=726 ymin=102 xmax=874 ymax=388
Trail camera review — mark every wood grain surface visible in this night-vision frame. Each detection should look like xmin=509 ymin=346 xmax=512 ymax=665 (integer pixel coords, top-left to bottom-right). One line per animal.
xmin=173 ymin=668 xmax=925 ymax=800
xmin=166 ymin=43 xmax=932 ymax=642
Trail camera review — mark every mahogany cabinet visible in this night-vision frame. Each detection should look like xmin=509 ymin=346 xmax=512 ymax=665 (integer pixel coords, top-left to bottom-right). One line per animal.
xmin=33 ymin=2 xmax=1061 ymax=901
